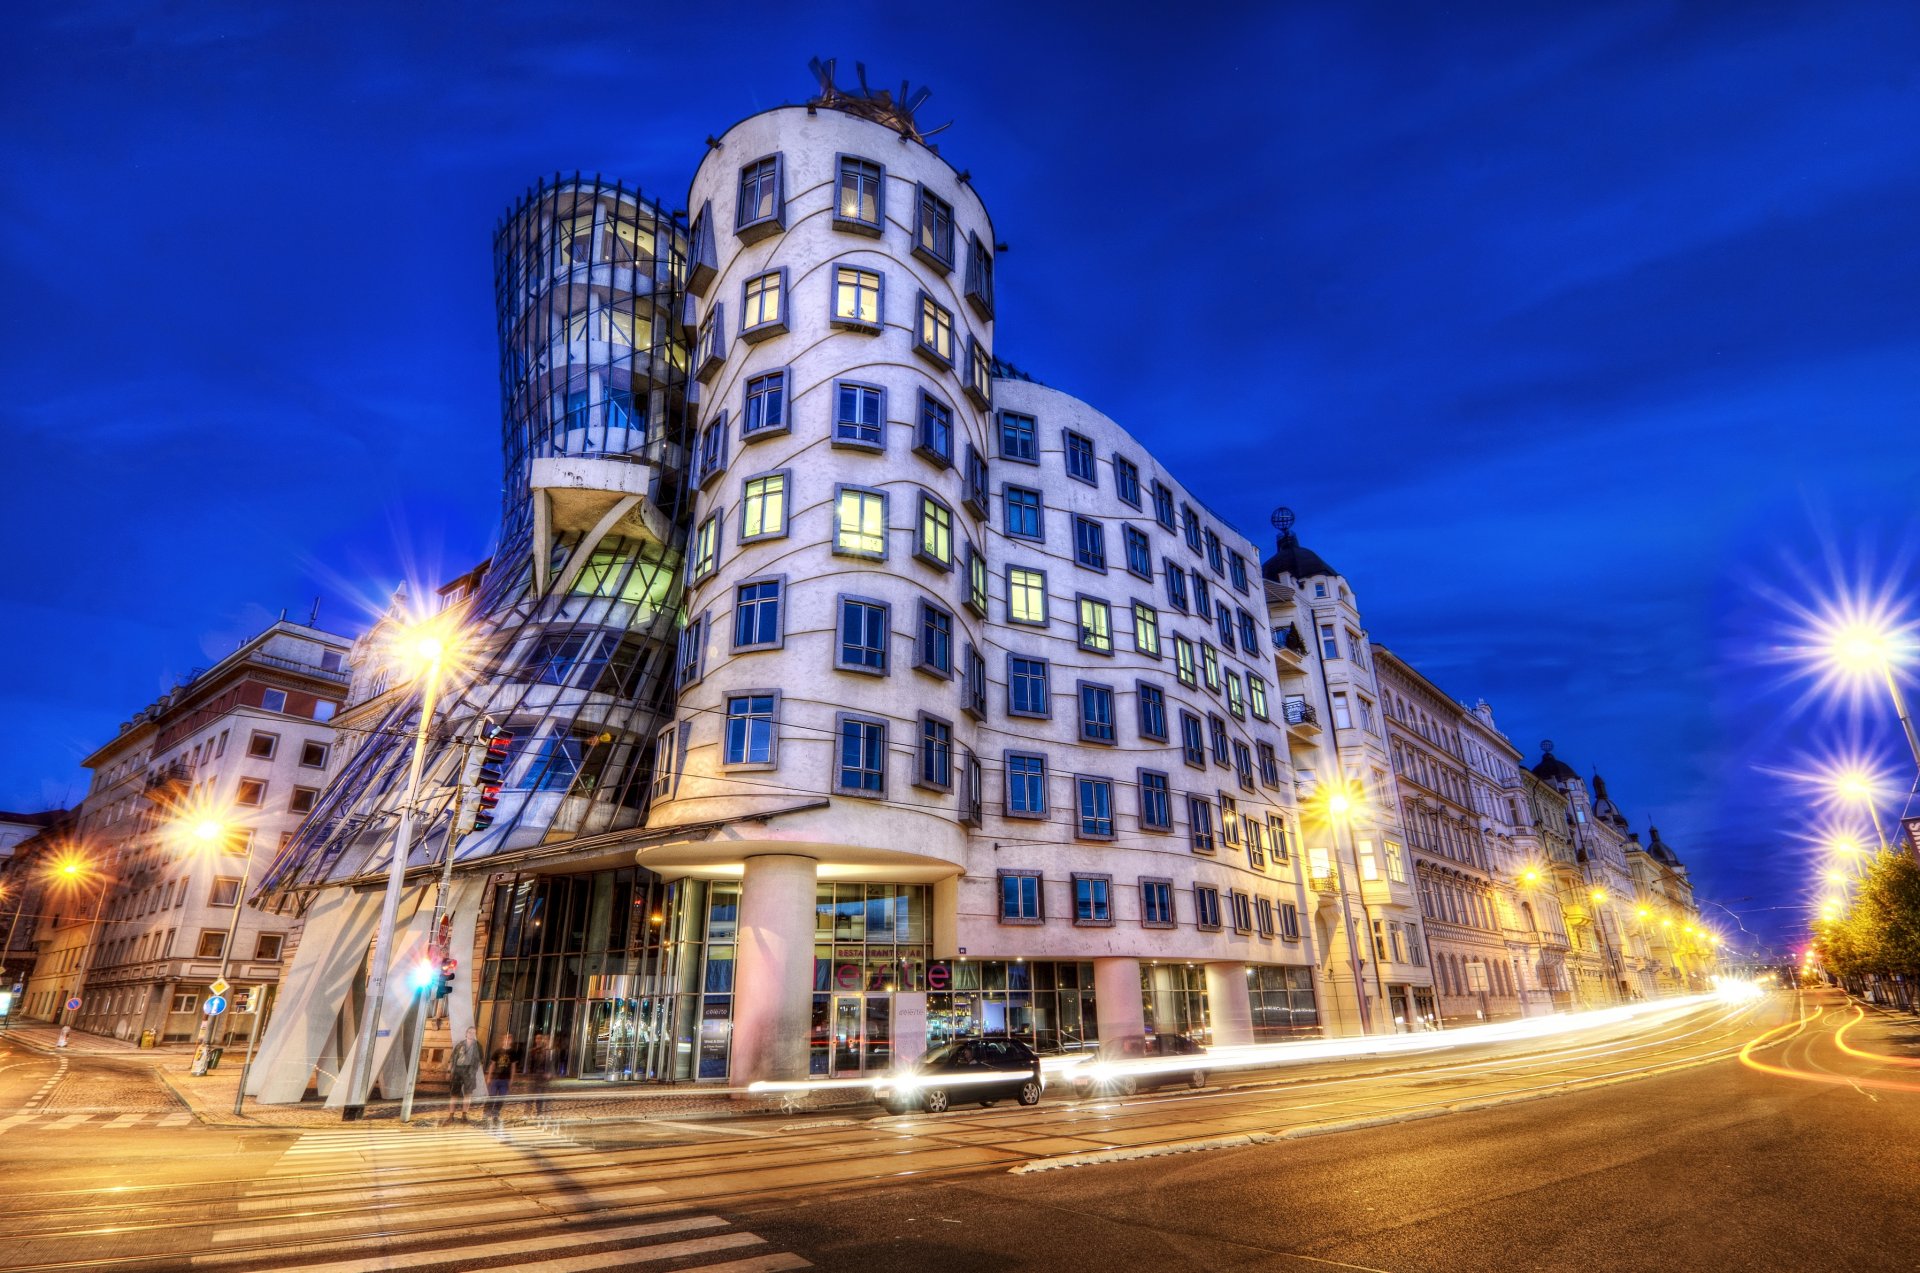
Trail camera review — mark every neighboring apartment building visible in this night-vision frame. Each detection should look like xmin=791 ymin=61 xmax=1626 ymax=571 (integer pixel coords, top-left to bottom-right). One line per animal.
xmin=1512 ymin=767 xmax=1580 ymax=1010
xmin=1262 ymin=522 xmax=1435 ymax=1034
xmin=1376 ymin=650 xmax=1522 ymax=1025
xmin=21 ymin=620 xmax=349 ymax=1042
xmin=1630 ymin=826 xmax=1709 ymax=994
xmin=1 ymin=813 xmax=72 ymax=991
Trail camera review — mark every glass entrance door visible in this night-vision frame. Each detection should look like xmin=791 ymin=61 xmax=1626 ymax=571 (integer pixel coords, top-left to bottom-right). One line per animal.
xmin=830 ymin=995 xmax=893 ymax=1077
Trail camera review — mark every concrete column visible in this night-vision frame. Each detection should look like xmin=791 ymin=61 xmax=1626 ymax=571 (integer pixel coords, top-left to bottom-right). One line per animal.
xmin=729 ymin=855 xmax=817 ymax=1085
xmin=1205 ymin=962 xmax=1254 ymax=1047
xmin=1092 ymin=957 xmax=1145 ymax=1040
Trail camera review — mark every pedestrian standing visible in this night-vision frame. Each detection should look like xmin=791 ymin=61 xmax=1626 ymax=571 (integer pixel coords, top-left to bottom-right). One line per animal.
xmin=484 ymin=1033 xmax=515 ymax=1128
xmin=527 ymin=1032 xmax=554 ymax=1123
xmin=446 ymin=1026 xmax=483 ymax=1124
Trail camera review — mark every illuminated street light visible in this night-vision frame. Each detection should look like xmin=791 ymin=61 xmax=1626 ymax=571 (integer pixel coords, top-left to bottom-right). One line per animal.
xmin=1815 ymin=608 xmax=1920 ymax=769
xmin=1832 ymin=768 xmax=1892 ymax=851
xmin=174 ymin=807 xmax=245 ymax=1076
xmin=1520 ymin=867 xmax=1541 ymax=887
xmin=342 ymin=607 xmax=470 ymax=1121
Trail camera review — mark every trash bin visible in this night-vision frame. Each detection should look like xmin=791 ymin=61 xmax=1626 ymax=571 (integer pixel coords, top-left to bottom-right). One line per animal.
xmin=206 ymin=1046 xmax=224 ymax=1070
xmin=139 ymin=1029 xmax=155 ymax=1048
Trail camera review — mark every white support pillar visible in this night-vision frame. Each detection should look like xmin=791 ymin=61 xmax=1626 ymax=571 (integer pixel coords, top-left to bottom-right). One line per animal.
xmin=729 ymin=854 xmax=817 ymax=1086
xmin=328 ymin=890 xmax=435 ymax=1107
xmin=1092 ymin=957 xmax=1145 ymax=1040
xmin=1205 ymin=962 xmax=1254 ymax=1047
xmin=248 ymin=888 xmax=384 ymax=1104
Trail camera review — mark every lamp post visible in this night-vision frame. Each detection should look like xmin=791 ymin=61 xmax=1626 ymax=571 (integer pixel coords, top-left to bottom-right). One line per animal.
xmin=50 ymin=856 xmax=108 ymax=1035
xmin=1588 ymin=889 xmax=1624 ymax=1004
xmin=1326 ymin=786 xmax=1392 ymax=1034
xmin=340 ymin=620 xmax=453 ymax=1121
xmin=184 ymin=817 xmax=247 ymax=1077
xmin=1834 ymin=772 xmax=1891 ymax=853
xmin=1827 ymin=623 xmax=1920 ymax=771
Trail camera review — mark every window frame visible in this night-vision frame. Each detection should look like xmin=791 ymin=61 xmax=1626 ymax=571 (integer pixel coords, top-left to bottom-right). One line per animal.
xmin=833 ymin=712 xmax=889 ymax=798
xmin=1072 ymin=870 xmax=1115 ymax=921
xmin=1074 ymin=779 xmax=1116 ymax=842
xmin=731 ymin=575 xmax=786 ymax=652
xmin=739 ymin=267 xmax=788 ymax=342
xmin=914 ymin=290 xmax=956 ymax=368
xmin=915 ymin=712 xmax=955 ymax=792
xmin=997 ymin=869 xmax=1044 ymax=925
xmin=998 ymin=411 xmax=1038 ymax=464
xmin=1136 ymin=680 xmax=1169 ymax=741
xmin=1076 ymin=595 xmax=1113 ymax=655
xmin=741 ymin=369 xmax=790 ymax=441
xmin=834 ymin=594 xmax=892 ymax=676
xmin=830 ymin=264 xmax=883 ymax=333
xmin=1004 ymin=749 xmax=1049 ymax=819
xmin=1007 ymin=564 xmax=1049 ymax=627
xmin=832 ymin=153 xmax=886 ymax=236
xmin=1003 ymin=483 xmax=1045 ymax=541
xmin=832 ymin=483 xmax=889 ymax=559
xmin=1007 ymin=654 xmax=1052 ymax=720
xmin=1137 ymin=768 xmax=1173 ymax=832
xmin=1140 ymin=876 xmax=1175 ymax=928
xmin=1077 ymin=680 xmax=1118 ymax=746
xmin=1071 ymin=515 xmax=1107 ymax=572
xmin=722 ymin=689 xmax=781 ymax=770
xmin=915 ymin=600 xmax=956 ymax=679
xmin=913 ymin=182 xmax=956 ymax=271
xmin=735 ymin=153 xmax=786 ymax=241
xmin=914 ymin=389 xmax=955 ymax=467
xmin=915 ymin=490 xmax=955 ymax=571
xmin=831 ymin=379 xmax=887 ymax=450
xmin=1063 ymin=429 xmax=1098 ymax=486
xmin=739 ymin=469 xmax=791 ymax=543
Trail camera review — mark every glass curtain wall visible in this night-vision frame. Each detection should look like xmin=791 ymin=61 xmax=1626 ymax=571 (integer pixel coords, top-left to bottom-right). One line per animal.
xmin=1247 ymin=964 xmax=1320 ymax=1040
xmin=925 ymin=959 xmax=1099 ymax=1055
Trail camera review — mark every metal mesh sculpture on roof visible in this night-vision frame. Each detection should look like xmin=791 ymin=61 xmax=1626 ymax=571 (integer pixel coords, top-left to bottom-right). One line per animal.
xmin=262 ymin=177 xmax=692 ymax=893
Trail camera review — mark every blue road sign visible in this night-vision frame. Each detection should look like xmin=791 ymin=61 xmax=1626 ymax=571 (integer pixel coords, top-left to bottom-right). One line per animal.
xmin=65 ymin=997 xmax=81 ymax=1011
xmin=203 ymin=995 xmax=227 ymax=1016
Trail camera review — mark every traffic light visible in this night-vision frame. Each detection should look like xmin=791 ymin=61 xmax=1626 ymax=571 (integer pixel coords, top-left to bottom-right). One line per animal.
xmin=459 ymin=723 xmax=514 ymax=834
xmin=233 ymin=987 xmax=254 ymax=1014
xmin=435 ymin=956 xmax=457 ymax=999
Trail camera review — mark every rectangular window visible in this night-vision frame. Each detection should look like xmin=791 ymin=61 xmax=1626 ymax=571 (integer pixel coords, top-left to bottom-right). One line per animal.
xmin=834 ymin=380 xmax=885 ymax=447
xmin=691 ymin=514 xmax=719 ymax=580
xmin=965 ymin=231 xmax=994 ymax=318
xmin=1280 ymin=902 xmax=1301 ymax=940
xmin=1385 ymin=839 xmax=1406 ymax=883
xmin=1123 ymin=525 xmax=1152 ymax=580
xmin=247 ymin=731 xmax=278 ymax=760
xmin=1174 ymin=635 xmax=1196 ymax=687
xmin=1254 ymin=897 xmax=1275 ymax=936
xmin=1204 ymin=528 xmax=1224 ymax=575
xmin=1249 ymin=676 xmax=1270 ymax=721
xmin=1202 ymin=644 xmax=1221 ymax=692
xmin=1138 ymin=769 xmax=1172 ymax=831
xmin=917 ymin=601 xmax=954 ymax=677
xmin=1220 ymin=793 xmax=1242 ymax=848
xmin=1078 ymin=682 xmax=1116 ymax=744
xmin=1217 ymin=605 xmax=1237 ymax=652
xmin=260 ymin=689 xmax=287 ymax=713
xmin=964 ymin=445 xmax=989 ymax=517
xmin=695 ymin=415 xmax=730 ymax=486
xmin=917 ymin=492 xmax=954 ymax=569
xmin=961 ymin=747 xmax=983 ymax=824
xmin=1332 ymin=693 xmax=1353 ymax=730
xmin=1115 ymin=455 xmax=1141 ymax=507
xmin=254 ymin=933 xmax=284 ymax=960
xmin=741 ymin=269 xmax=785 ymax=339
xmin=1076 ymin=780 xmax=1115 ymax=840
xmin=1072 ymin=516 xmax=1106 ymax=571
xmin=676 ymin=614 xmax=706 ymax=688
xmin=725 ymin=693 xmax=777 ymax=766
xmin=966 ymin=540 xmax=989 ymax=616
xmin=1151 ymin=481 xmax=1176 ymax=529
xmin=209 ymin=877 xmax=241 ymax=907
xmin=1008 ymin=655 xmax=1050 ymax=718
xmin=1226 ymin=672 xmax=1246 ymax=718
xmin=741 ymin=472 xmax=788 ymax=541
xmin=918 ymin=715 xmax=954 ymax=790
xmin=914 ymin=183 xmax=955 ymax=269
xmin=964 ymin=644 xmax=987 ymax=719
xmin=1233 ymin=741 xmax=1254 ymax=790
xmin=834 ymin=155 xmax=884 ymax=234
xmin=288 ymin=785 xmax=317 ymax=815
xmin=1239 ymin=609 xmax=1260 ymax=652
xmin=1195 ymin=886 xmax=1222 ymax=930
xmin=197 ymin=931 xmax=227 ymax=959
xmin=836 ymin=716 xmax=887 ymax=795
xmin=736 ymin=155 xmax=784 ymax=239
xmin=1230 ymin=891 xmax=1254 ymax=934
xmin=1073 ymin=872 xmax=1113 ymax=920
xmin=1165 ymin=562 xmax=1189 ymax=612
xmin=915 ymin=391 xmax=954 ymax=465
xmin=1182 ymin=504 xmax=1202 ymax=553
xmin=1193 ymin=574 xmax=1212 ymax=621
xmin=1209 ymin=714 xmax=1230 ymax=765
xmin=836 ymin=597 xmax=889 ymax=674
xmin=1064 ymin=430 xmax=1097 ymax=485
xmin=999 ymin=411 xmax=1037 ymax=463
xmin=236 ymin=778 xmax=266 ymax=807
xmin=1188 ymin=796 xmax=1216 ymax=853
xmin=1132 ymin=602 xmax=1160 ymax=656
xmin=1257 ymin=742 xmax=1281 ymax=787
xmin=1137 ymin=681 xmax=1168 ymax=741
xmin=832 ymin=266 xmax=882 ymax=331
xmin=742 ymin=370 xmax=787 ymax=438
xmin=1077 ymin=596 xmax=1112 ymax=654
xmin=968 ymin=333 xmax=991 ymax=403
xmin=1008 ymin=566 xmax=1048 ymax=625
xmin=1247 ymin=817 xmax=1269 ymax=869
xmin=999 ymin=871 xmax=1042 ymax=923
xmin=834 ymin=486 xmax=887 ymax=557
xmin=915 ymin=292 xmax=955 ymax=366
xmin=299 ymin=740 xmax=329 ymax=768
xmin=1004 ymin=485 xmax=1044 ymax=540
xmin=1180 ymin=711 xmax=1205 ymax=768
xmin=1228 ymin=552 xmax=1250 ymax=592
xmin=1320 ymin=622 xmax=1340 ymax=660
xmin=1006 ymin=751 xmax=1048 ymax=817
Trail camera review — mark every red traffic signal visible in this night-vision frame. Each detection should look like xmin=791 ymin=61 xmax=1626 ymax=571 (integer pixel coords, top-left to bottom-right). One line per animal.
xmin=435 ymin=956 xmax=458 ymax=999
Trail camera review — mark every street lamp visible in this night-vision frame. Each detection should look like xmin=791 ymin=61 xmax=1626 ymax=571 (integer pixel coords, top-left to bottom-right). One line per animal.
xmin=1312 ymin=778 xmax=1390 ymax=1035
xmin=1822 ymin=617 xmax=1920 ymax=771
xmin=1587 ymin=888 xmax=1627 ymax=1004
xmin=45 ymin=850 xmax=108 ymax=1036
xmin=340 ymin=610 xmax=465 ymax=1120
xmin=175 ymin=812 xmax=244 ymax=1076
xmin=1832 ymin=770 xmax=1891 ymax=852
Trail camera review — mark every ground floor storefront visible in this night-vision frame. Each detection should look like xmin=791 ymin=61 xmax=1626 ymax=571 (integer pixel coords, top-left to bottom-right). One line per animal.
xmin=471 ymin=864 xmax=1328 ymax=1086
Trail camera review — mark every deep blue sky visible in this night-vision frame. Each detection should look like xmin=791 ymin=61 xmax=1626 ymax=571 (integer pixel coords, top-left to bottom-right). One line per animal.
xmin=5 ymin=2 xmax=1917 ymax=951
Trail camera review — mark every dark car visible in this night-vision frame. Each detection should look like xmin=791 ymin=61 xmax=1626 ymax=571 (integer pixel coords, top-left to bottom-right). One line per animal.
xmin=1070 ymin=1033 xmax=1209 ymax=1097
xmin=873 ymin=1039 xmax=1044 ymax=1115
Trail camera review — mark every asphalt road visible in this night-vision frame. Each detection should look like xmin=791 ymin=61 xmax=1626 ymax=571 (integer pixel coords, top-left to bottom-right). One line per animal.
xmin=1 ymin=990 xmax=1912 ymax=1271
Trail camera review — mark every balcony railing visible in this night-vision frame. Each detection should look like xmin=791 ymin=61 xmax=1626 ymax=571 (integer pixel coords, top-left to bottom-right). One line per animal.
xmin=1283 ymin=700 xmax=1319 ymax=727
xmin=1309 ymin=872 xmax=1341 ymax=896
xmin=251 ymin=651 xmax=349 ymax=685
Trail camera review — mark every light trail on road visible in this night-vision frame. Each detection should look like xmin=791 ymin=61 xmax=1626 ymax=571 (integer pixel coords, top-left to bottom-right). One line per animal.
xmin=1739 ymin=1002 xmax=1920 ymax=1093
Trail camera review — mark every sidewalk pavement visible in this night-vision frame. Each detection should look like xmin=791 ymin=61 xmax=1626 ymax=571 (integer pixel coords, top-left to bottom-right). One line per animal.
xmin=4 ymin=1018 xmax=870 ymax=1130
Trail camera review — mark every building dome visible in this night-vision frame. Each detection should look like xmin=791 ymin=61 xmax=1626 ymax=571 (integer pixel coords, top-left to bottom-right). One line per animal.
xmin=1646 ymin=825 xmax=1681 ymax=867
xmin=1532 ymin=740 xmax=1578 ymax=782
xmin=1261 ymin=510 xmax=1337 ymax=581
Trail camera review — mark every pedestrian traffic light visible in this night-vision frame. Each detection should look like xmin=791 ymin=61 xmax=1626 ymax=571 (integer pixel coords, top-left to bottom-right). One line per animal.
xmin=233 ymin=987 xmax=253 ymax=1013
xmin=458 ymin=722 xmax=514 ymax=834
xmin=435 ymin=956 xmax=457 ymax=999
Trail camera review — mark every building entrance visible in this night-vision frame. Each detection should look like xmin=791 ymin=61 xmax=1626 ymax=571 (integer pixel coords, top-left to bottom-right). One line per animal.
xmin=823 ymin=994 xmax=892 ymax=1077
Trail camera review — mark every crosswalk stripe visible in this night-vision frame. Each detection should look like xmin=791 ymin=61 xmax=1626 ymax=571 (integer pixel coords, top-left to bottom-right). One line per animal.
xmin=456 ymin=1230 xmax=766 ymax=1273
xmin=691 ymin=1256 xmax=813 ymax=1273
xmin=210 ymin=1194 xmax=561 ymax=1244
xmin=44 ymin=1113 xmax=92 ymax=1129
xmin=262 ymin=1219 xmax=752 ymax=1273
xmin=237 ymin=1165 xmax=658 ymax=1212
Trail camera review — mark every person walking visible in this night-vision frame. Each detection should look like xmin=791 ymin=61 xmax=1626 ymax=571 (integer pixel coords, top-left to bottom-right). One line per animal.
xmin=483 ymin=1033 xmax=515 ymax=1129
xmin=527 ymin=1032 xmax=554 ymax=1123
xmin=446 ymin=1026 xmax=483 ymax=1123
